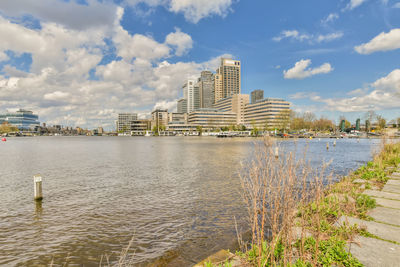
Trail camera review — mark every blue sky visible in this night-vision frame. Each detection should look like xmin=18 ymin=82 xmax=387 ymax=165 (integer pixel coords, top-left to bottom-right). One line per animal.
xmin=0 ymin=0 xmax=399 ymax=129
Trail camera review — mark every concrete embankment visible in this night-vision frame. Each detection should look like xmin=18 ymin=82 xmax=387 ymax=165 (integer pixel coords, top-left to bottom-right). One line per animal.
xmin=336 ymin=169 xmax=400 ymax=267
xmin=194 ymin=145 xmax=400 ymax=267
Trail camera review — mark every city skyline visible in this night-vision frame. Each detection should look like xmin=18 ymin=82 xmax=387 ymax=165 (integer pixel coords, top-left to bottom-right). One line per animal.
xmin=0 ymin=0 xmax=399 ymax=130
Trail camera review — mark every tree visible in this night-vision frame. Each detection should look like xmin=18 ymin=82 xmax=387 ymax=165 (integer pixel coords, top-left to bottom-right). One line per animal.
xmin=376 ymin=115 xmax=386 ymax=131
xmin=196 ymin=126 xmax=203 ymax=136
xmin=397 ymin=117 xmax=400 ymax=128
xmin=313 ymin=117 xmax=335 ymax=132
xmin=277 ymin=109 xmax=291 ymax=133
xmin=364 ymin=110 xmax=377 ymax=124
xmin=152 ymin=125 xmax=159 ymax=136
xmin=0 ymin=122 xmax=18 ymax=134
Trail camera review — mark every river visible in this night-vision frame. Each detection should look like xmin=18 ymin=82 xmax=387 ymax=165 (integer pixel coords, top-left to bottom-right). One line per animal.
xmin=0 ymin=137 xmax=381 ymax=266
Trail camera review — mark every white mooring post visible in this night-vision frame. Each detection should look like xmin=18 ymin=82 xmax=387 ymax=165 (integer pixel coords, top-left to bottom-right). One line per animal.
xmin=274 ymin=147 xmax=279 ymax=159
xmin=34 ymin=175 xmax=43 ymax=201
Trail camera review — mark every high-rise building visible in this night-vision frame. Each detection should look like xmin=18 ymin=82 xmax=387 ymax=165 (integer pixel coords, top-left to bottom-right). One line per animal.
xmin=251 ymin=90 xmax=264 ymax=104
xmin=182 ymin=80 xmax=200 ymax=113
xmin=198 ymin=71 xmax=214 ymax=108
xmin=116 ymin=113 xmax=138 ymax=132
xmin=213 ymin=94 xmax=250 ymax=125
xmin=244 ymin=98 xmax=291 ymax=129
xmin=177 ymin=98 xmax=187 ymax=113
xmin=213 ymin=73 xmax=223 ymax=103
xmin=216 ymin=58 xmax=241 ymax=99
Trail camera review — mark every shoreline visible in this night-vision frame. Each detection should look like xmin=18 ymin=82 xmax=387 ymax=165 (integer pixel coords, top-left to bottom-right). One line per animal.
xmin=196 ymin=140 xmax=400 ymax=267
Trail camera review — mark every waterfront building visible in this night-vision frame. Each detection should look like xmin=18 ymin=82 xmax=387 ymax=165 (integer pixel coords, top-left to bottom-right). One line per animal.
xmin=0 ymin=109 xmax=40 ymax=130
xmin=216 ymin=58 xmax=241 ymax=99
xmin=188 ymin=108 xmax=237 ymax=129
xmin=166 ymin=122 xmax=198 ymax=133
xmin=213 ymin=94 xmax=249 ymax=125
xmin=182 ymin=79 xmax=200 ymax=113
xmin=130 ymin=120 xmax=151 ymax=135
xmin=198 ymin=71 xmax=214 ymax=108
xmin=244 ymin=98 xmax=291 ymax=129
xmin=251 ymin=90 xmax=264 ymax=104
xmin=168 ymin=112 xmax=188 ymax=124
xmin=151 ymin=109 xmax=169 ymax=131
xmin=177 ymin=98 xmax=187 ymax=113
xmin=117 ymin=113 xmax=138 ymax=132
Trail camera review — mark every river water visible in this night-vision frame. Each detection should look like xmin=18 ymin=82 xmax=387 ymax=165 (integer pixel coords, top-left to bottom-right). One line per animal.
xmin=0 ymin=137 xmax=381 ymax=266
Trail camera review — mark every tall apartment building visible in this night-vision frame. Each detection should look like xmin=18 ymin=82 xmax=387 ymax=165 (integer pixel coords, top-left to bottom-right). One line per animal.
xmin=177 ymin=98 xmax=187 ymax=113
xmin=251 ymin=90 xmax=264 ymax=104
xmin=213 ymin=73 xmax=223 ymax=103
xmin=213 ymin=94 xmax=250 ymax=125
xmin=182 ymin=79 xmax=200 ymax=113
xmin=216 ymin=58 xmax=241 ymax=99
xmin=116 ymin=113 xmax=138 ymax=132
xmin=198 ymin=71 xmax=214 ymax=108
xmin=244 ymin=98 xmax=291 ymax=129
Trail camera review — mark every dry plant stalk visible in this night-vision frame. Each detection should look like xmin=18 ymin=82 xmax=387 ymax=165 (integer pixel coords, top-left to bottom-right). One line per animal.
xmin=239 ymin=137 xmax=329 ymax=266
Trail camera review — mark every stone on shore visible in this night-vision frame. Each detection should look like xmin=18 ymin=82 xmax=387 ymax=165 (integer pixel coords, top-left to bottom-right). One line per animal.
xmin=374 ymin=197 xmax=400 ymax=210
xmin=369 ymin=207 xmax=400 ymax=226
xmin=382 ymin=184 xmax=400 ymax=194
xmin=386 ymin=179 xmax=400 ymax=186
xmin=336 ymin=216 xmax=400 ymax=244
xmin=193 ymin=249 xmax=249 ymax=267
xmin=364 ymin=190 xmax=400 ymax=201
xmin=347 ymin=236 xmax=400 ymax=267
xmin=353 ymin=179 xmax=366 ymax=184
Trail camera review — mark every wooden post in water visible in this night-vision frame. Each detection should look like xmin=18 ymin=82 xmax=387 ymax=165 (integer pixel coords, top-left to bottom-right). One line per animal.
xmin=326 ymin=142 xmax=329 ymax=150
xmin=33 ymin=175 xmax=43 ymax=201
xmin=274 ymin=147 xmax=279 ymax=159
xmin=333 ymin=140 xmax=336 ymax=147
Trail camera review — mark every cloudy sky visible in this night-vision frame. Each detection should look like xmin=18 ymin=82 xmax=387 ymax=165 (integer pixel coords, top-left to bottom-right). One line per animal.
xmin=0 ymin=0 xmax=399 ymax=129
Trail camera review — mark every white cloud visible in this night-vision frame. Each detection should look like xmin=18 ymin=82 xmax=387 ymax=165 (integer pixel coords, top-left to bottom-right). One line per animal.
xmin=394 ymin=3 xmax=400 ymax=8
xmin=165 ymin=28 xmax=193 ymax=56
xmin=169 ymin=0 xmax=233 ymax=23
xmin=273 ymin=30 xmax=311 ymax=42
xmin=0 ymin=6 xmax=228 ymax=130
xmin=0 ymin=0 xmax=117 ymax=30
xmin=273 ymin=30 xmax=343 ymax=43
xmin=153 ymin=99 xmax=178 ymax=111
xmin=283 ymin=59 xmax=333 ymax=80
xmin=355 ymin=28 xmax=400 ymax=54
xmin=307 ymin=69 xmax=400 ymax=112
xmin=316 ymin=32 xmax=343 ymax=43
xmin=0 ymin=51 xmax=9 ymax=62
xmin=345 ymin=0 xmax=368 ymax=11
xmin=44 ymin=91 xmax=70 ymax=101
xmin=321 ymin=13 xmax=339 ymax=24
xmin=124 ymin=0 xmax=234 ymax=23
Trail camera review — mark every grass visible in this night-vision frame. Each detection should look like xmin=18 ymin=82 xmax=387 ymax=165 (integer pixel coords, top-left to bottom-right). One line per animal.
xmin=233 ymin=138 xmax=400 ymax=267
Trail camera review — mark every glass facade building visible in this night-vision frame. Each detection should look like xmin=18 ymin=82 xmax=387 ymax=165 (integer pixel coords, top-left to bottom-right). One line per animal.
xmin=0 ymin=109 xmax=40 ymax=130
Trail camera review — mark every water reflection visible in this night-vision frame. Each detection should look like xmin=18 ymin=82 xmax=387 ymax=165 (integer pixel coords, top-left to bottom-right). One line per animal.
xmin=0 ymin=137 xmax=381 ymax=266
xmin=34 ymin=200 xmax=43 ymax=218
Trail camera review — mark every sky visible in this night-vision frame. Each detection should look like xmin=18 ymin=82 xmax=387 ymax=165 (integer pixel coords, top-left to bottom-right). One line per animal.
xmin=0 ymin=0 xmax=399 ymax=130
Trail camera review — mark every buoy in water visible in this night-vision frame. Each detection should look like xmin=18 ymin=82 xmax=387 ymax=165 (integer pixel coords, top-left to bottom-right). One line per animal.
xmin=1 ymin=138 xmax=6 ymax=142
